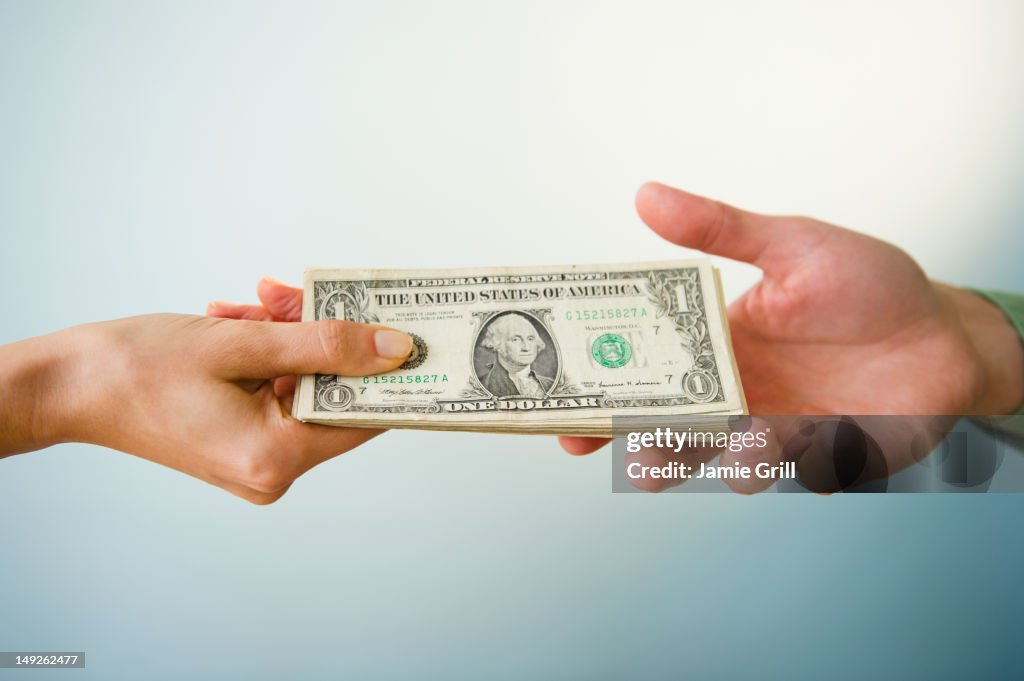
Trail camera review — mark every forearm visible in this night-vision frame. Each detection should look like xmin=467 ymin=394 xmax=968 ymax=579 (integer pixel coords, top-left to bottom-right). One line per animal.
xmin=0 ymin=330 xmax=80 ymax=456
xmin=942 ymin=284 xmax=1024 ymax=414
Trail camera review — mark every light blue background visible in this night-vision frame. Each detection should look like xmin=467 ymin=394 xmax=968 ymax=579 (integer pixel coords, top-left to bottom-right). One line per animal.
xmin=2 ymin=1 xmax=1023 ymax=679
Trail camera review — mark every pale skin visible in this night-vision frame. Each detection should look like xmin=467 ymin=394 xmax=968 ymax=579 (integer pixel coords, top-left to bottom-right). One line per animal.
xmin=0 ymin=315 xmax=413 ymax=504
xmin=209 ymin=182 xmax=1024 ymax=492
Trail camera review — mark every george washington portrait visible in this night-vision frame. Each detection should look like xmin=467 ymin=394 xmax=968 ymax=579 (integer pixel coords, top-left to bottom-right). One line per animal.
xmin=473 ymin=311 xmax=558 ymax=399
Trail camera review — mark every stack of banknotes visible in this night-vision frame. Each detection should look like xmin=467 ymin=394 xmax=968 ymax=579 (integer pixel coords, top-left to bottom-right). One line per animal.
xmin=293 ymin=259 xmax=746 ymax=436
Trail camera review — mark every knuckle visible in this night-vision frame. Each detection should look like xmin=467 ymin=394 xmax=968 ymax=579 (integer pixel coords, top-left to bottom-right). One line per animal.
xmin=249 ymin=466 xmax=293 ymax=494
xmin=233 ymin=446 xmax=295 ymax=494
xmin=315 ymin=320 xmax=358 ymax=366
xmin=700 ymin=200 xmax=731 ymax=253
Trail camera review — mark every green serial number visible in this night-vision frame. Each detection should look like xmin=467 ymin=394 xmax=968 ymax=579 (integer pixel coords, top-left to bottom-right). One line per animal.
xmin=363 ymin=374 xmax=449 ymax=384
xmin=566 ymin=307 xmax=648 ymax=321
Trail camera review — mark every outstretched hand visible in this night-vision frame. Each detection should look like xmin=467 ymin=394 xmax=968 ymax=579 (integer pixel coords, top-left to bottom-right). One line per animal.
xmin=561 ymin=182 xmax=1022 ymax=459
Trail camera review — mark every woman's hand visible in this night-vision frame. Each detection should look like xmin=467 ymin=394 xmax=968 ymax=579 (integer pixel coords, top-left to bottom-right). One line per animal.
xmin=0 ymin=314 xmax=412 ymax=504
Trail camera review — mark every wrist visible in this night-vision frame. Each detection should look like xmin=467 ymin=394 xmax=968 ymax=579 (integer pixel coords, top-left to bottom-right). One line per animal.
xmin=0 ymin=327 xmax=87 ymax=455
xmin=943 ymin=285 xmax=1024 ymax=414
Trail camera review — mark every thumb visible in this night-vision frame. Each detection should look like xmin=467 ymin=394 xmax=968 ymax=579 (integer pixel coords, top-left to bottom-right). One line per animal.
xmin=213 ymin=319 xmax=413 ymax=379
xmin=636 ymin=181 xmax=822 ymax=276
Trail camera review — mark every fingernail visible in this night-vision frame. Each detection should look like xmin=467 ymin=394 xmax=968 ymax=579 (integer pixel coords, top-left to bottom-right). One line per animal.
xmin=374 ymin=329 xmax=413 ymax=359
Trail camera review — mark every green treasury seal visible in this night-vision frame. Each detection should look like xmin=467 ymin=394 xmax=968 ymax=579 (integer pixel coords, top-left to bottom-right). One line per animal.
xmin=592 ymin=333 xmax=632 ymax=368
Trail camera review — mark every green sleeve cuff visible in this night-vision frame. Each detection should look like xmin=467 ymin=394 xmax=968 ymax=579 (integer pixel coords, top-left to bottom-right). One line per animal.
xmin=970 ymin=288 xmax=1024 ymax=416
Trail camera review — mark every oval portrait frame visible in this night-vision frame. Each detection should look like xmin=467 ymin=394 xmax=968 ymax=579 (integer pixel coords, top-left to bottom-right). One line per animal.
xmin=470 ymin=309 xmax=562 ymax=399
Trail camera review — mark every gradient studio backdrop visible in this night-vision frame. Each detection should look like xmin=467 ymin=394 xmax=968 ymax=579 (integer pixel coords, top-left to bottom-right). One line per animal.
xmin=2 ymin=1 xmax=1024 ymax=679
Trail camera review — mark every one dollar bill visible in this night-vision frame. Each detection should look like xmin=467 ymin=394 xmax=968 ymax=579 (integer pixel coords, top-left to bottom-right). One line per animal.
xmin=294 ymin=260 xmax=746 ymax=435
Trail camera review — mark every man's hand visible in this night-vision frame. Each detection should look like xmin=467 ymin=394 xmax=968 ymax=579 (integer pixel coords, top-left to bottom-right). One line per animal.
xmin=560 ymin=182 xmax=1024 ymax=459
xmin=0 ymin=314 xmax=413 ymax=504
